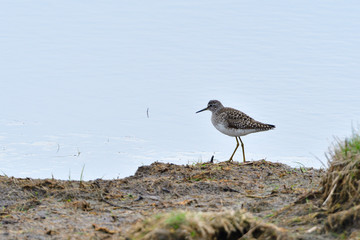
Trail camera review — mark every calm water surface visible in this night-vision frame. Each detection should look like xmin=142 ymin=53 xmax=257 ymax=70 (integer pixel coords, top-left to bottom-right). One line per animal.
xmin=1 ymin=1 xmax=360 ymax=179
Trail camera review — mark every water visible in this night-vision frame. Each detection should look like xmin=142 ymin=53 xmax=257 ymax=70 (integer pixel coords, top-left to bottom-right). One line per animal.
xmin=1 ymin=1 xmax=360 ymax=180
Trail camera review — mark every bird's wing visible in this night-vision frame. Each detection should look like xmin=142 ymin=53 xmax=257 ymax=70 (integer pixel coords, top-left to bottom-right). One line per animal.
xmin=222 ymin=108 xmax=274 ymax=130
xmin=225 ymin=112 xmax=257 ymax=129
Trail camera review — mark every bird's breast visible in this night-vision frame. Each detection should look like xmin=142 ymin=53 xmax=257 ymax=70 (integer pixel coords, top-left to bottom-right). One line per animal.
xmin=213 ymin=123 xmax=257 ymax=137
xmin=211 ymin=114 xmax=259 ymax=137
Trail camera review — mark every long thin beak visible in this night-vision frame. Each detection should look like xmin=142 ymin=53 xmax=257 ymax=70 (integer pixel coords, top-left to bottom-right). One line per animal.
xmin=196 ymin=107 xmax=208 ymax=113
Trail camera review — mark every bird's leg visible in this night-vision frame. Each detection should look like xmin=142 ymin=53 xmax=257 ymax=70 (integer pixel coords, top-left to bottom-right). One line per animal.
xmin=228 ymin=137 xmax=239 ymax=162
xmin=238 ymin=137 xmax=246 ymax=162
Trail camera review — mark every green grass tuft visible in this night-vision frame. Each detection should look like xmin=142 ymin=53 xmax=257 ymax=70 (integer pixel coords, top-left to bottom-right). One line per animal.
xmin=338 ymin=132 xmax=360 ymax=159
xmin=164 ymin=212 xmax=187 ymax=230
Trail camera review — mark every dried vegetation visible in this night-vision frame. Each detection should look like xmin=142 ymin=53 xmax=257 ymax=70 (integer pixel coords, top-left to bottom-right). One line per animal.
xmin=129 ymin=209 xmax=292 ymax=240
xmin=321 ymin=132 xmax=360 ymax=234
xmin=6 ymin=143 xmax=360 ymax=240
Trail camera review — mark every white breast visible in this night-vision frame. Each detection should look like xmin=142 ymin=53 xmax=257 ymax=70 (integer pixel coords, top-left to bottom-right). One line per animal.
xmin=213 ymin=123 xmax=259 ymax=137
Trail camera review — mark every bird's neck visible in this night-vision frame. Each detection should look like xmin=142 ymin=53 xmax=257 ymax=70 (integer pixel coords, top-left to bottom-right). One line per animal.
xmin=212 ymin=107 xmax=224 ymax=116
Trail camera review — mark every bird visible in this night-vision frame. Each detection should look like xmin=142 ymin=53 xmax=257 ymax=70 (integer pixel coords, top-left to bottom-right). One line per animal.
xmin=196 ymin=100 xmax=275 ymax=162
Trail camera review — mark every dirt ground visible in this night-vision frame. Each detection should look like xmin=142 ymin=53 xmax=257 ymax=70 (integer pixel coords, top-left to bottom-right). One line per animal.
xmin=0 ymin=159 xmax=344 ymax=239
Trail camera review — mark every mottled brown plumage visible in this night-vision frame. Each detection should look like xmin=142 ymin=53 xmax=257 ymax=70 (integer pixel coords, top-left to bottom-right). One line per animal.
xmin=216 ymin=107 xmax=275 ymax=131
xmin=196 ymin=100 xmax=275 ymax=162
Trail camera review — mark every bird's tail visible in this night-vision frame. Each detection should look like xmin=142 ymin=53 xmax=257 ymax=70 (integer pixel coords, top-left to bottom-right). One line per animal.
xmin=258 ymin=123 xmax=275 ymax=130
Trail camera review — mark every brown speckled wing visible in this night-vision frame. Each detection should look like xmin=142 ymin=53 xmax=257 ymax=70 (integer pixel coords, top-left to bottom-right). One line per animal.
xmin=221 ymin=108 xmax=275 ymax=130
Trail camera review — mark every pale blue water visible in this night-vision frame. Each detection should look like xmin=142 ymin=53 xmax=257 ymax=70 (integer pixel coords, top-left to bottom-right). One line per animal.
xmin=1 ymin=1 xmax=360 ymax=180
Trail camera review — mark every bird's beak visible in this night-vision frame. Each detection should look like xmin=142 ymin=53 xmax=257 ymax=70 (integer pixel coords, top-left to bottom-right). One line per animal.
xmin=196 ymin=107 xmax=208 ymax=113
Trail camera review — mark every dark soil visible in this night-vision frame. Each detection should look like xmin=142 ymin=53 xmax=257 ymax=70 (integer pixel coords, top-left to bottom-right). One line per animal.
xmin=0 ymin=160 xmax=343 ymax=239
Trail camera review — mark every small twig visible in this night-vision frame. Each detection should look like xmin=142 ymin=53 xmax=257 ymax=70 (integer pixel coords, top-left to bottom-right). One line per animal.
xmin=222 ymin=186 xmax=241 ymax=193
xmin=295 ymin=190 xmax=322 ymax=204
xmin=135 ymin=196 xmax=143 ymax=201
xmin=172 ymin=191 xmax=181 ymax=198
xmin=1 ymin=170 xmax=8 ymax=177
xmin=240 ymin=161 xmax=254 ymax=165
xmin=306 ymin=226 xmax=319 ymax=233
xmin=79 ymin=164 xmax=85 ymax=187
xmin=245 ymin=193 xmax=277 ymax=199
xmin=92 ymin=224 xmax=116 ymax=234
xmin=142 ymin=195 xmax=161 ymax=201
xmin=100 ymin=193 xmax=132 ymax=210
xmin=245 ymin=194 xmax=267 ymax=199
xmin=146 ymin=108 xmax=149 ymax=118
xmin=76 ymin=148 xmax=81 ymax=157
xmin=322 ymin=176 xmax=339 ymax=207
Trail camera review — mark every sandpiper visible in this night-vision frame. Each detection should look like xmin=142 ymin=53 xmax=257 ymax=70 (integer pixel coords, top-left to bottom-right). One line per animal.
xmin=196 ymin=100 xmax=275 ymax=162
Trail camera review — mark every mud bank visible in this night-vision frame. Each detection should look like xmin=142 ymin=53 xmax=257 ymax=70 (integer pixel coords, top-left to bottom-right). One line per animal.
xmin=0 ymin=160 xmax=348 ymax=239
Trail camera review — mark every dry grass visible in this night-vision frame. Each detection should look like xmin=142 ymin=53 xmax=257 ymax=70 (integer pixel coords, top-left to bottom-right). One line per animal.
xmin=324 ymin=205 xmax=360 ymax=232
xmin=321 ymin=131 xmax=360 ymax=233
xmin=321 ymin=132 xmax=360 ymax=212
xmin=127 ymin=209 xmax=293 ymax=240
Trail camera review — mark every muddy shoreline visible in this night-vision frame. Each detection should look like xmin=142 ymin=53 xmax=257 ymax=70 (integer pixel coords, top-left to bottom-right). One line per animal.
xmin=0 ymin=160 xmax=342 ymax=239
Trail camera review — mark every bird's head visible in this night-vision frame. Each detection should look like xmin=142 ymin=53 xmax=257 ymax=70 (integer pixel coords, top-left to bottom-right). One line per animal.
xmin=196 ymin=100 xmax=224 ymax=113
